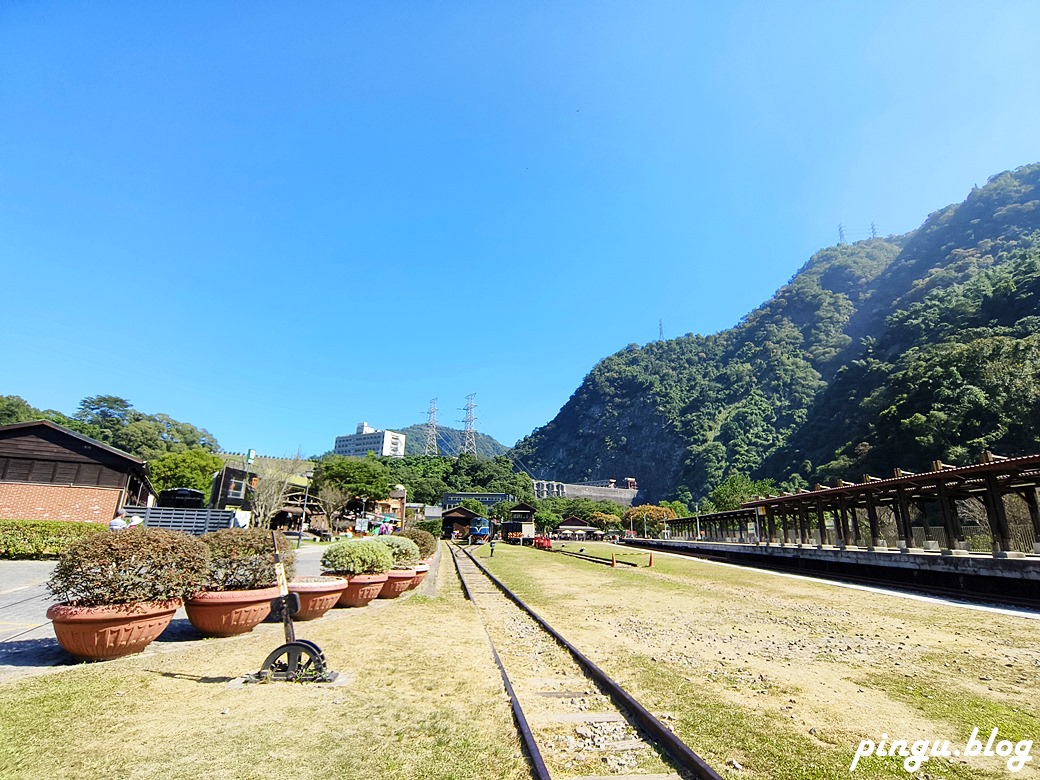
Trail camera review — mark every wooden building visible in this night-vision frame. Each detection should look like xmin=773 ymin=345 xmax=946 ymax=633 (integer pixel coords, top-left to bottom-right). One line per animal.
xmin=557 ymin=516 xmax=600 ymax=540
xmin=441 ymin=505 xmax=479 ymax=539
xmin=0 ymin=420 xmax=153 ymax=523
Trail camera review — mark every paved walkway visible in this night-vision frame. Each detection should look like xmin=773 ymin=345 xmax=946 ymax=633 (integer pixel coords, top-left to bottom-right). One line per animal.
xmin=0 ymin=544 xmax=329 ymax=682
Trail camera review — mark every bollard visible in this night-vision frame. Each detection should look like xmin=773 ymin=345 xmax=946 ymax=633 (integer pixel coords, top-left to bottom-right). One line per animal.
xmin=648 ymin=553 xmax=654 ymax=568
xmin=611 ymin=553 xmax=616 ymax=568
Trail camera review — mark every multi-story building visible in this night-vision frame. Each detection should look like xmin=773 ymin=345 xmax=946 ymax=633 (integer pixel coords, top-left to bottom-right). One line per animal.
xmin=442 ymin=492 xmax=514 ymax=510
xmin=333 ymin=422 xmax=406 ymax=459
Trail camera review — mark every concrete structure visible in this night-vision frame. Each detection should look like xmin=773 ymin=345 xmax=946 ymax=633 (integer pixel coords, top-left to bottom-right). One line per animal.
xmin=532 ymin=477 xmax=640 ymax=507
xmin=334 ymin=422 xmax=406 ymax=459
xmin=629 ymin=538 xmax=1040 ymax=608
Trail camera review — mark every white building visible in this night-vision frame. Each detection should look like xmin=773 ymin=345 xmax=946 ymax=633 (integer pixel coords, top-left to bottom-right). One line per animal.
xmin=334 ymin=422 xmax=406 ymax=458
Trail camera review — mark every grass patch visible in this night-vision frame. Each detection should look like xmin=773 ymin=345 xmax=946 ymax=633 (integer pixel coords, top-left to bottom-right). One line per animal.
xmin=0 ymin=581 xmax=529 ymax=780
xmin=624 ymin=656 xmax=1003 ymax=780
xmin=850 ymin=669 xmax=1039 ymax=746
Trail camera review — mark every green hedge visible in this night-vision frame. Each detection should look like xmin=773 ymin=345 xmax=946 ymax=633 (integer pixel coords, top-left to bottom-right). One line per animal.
xmin=0 ymin=519 xmax=108 ymax=559
xmin=413 ymin=520 xmax=442 ymax=539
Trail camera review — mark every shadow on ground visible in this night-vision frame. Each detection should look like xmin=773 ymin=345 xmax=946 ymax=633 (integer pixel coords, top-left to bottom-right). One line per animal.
xmin=0 ymin=637 xmax=78 ymax=668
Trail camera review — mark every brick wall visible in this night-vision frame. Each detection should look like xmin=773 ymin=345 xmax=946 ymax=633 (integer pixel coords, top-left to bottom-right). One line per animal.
xmin=0 ymin=482 xmax=123 ymax=523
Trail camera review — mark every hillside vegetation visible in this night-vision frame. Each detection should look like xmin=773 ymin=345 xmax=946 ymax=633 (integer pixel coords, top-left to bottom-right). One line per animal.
xmin=513 ymin=163 xmax=1040 ymax=504
xmin=396 ymin=424 xmax=508 ymax=458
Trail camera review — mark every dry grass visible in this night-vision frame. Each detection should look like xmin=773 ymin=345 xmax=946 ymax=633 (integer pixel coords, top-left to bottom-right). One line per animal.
xmin=5 ymin=541 xmax=1037 ymax=779
xmin=0 ymin=551 xmax=529 ymax=780
xmin=477 ymin=541 xmax=1040 ymax=779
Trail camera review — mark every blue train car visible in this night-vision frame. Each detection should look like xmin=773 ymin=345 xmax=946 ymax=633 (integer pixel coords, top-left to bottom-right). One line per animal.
xmin=469 ymin=516 xmax=491 ymax=544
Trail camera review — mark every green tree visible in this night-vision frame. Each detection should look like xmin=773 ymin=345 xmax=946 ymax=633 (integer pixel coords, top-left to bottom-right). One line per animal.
xmin=458 ymin=498 xmax=486 ymax=516
xmin=488 ymin=500 xmax=514 ymax=521
xmin=75 ymin=395 xmax=137 ymax=442
xmin=0 ymin=395 xmax=37 ymax=426
xmin=621 ymin=504 xmax=676 ymax=537
xmin=659 ymin=499 xmax=690 ymax=517
xmin=588 ymin=511 xmax=622 ymax=530
xmin=709 ymin=474 xmax=775 ymax=511
xmin=534 ymin=507 xmax=562 ymax=533
xmin=316 ymin=455 xmax=392 ymax=506
xmin=148 ymin=449 xmax=224 ymax=495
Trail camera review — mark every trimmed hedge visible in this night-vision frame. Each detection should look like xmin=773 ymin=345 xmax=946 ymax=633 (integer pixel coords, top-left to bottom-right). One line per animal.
xmin=373 ymin=535 xmax=421 ymax=569
xmin=321 ymin=539 xmax=394 ymax=575
xmin=413 ymin=520 xmax=442 ymax=539
xmin=199 ymin=528 xmax=296 ymax=591
xmin=397 ymin=527 xmax=437 ymax=558
xmin=0 ymin=519 xmax=107 ymax=560
xmin=48 ymin=528 xmax=210 ymax=606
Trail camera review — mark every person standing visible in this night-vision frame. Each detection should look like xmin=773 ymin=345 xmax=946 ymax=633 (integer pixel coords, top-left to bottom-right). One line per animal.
xmin=109 ymin=509 xmax=128 ymax=531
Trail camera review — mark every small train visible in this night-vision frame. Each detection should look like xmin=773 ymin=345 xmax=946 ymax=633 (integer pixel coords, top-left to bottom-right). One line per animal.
xmin=468 ymin=516 xmax=491 ymax=544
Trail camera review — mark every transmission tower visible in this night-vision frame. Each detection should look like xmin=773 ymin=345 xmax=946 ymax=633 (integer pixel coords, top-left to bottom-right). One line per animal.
xmin=838 ymin=223 xmax=846 ymax=244
xmin=423 ymin=398 xmax=439 ymax=456
xmin=461 ymin=394 xmax=477 ymax=456
xmin=870 ymin=221 xmax=878 ymax=239
xmin=659 ymin=319 xmax=664 ymax=340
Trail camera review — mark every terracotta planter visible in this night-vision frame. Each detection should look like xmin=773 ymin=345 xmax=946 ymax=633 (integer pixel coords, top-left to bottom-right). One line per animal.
xmin=184 ymin=586 xmax=281 ymax=637
xmin=335 ymin=573 xmax=388 ymax=608
xmin=378 ymin=568 xmax=416 ymax=599
xmin=408 ymin=563 xmax=430 ymax=590
xmin=47 ymin=600 xmax=180 ymax=661
xmin=288 ymin=577 xmax=348 ymax=620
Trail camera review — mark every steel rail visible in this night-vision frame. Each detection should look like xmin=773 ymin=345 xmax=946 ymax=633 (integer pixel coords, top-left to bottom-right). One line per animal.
xmin=450 ymin=545 xmax=552 ymax=780
xmin=458 ymin=544 xmax=724 ymax=780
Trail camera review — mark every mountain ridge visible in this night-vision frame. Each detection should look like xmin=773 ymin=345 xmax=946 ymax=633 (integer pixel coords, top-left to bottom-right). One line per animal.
xmin=513 ymin=163 xmax=1040 ymax=503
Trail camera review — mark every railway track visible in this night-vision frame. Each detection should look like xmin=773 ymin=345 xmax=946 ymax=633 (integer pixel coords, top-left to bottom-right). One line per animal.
xmin=448 ymin=543 xmax=722 ymax=780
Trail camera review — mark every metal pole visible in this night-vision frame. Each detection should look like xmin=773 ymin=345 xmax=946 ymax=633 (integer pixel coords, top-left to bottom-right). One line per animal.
xmin=297 ymin=469 xmax=313 ymax=549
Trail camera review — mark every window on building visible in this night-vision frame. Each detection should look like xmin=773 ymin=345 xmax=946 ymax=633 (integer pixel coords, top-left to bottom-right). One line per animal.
xmin=228 ymin=478 xmax=246 ymax=499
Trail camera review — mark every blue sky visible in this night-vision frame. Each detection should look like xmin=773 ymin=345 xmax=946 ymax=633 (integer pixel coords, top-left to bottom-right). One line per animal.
xmin=3 ymin=2 xmax=1039 ymax=456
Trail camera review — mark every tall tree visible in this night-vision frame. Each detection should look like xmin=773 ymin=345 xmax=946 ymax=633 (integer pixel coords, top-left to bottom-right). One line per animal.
xmin=316 ymin=455 xmax=392 ymax=507
xmin=149 ymin=449 xmax=225 ymax=494
xmin=0 ymin=395 xmax=36 ymax=426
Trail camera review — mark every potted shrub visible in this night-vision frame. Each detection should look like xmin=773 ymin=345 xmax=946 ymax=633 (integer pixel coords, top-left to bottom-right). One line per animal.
xmin=397 ymin=528 xmax=437 ymax=587
xmin=373 ymin=535 xmax=420 ymax=599
xmin=287 ymin=575 xmax=348 ymax=620
xmin=398 ymin=527 xmax=437 ymax=561
xmin=46 ymin=528 xmax=209 ymax=661
xmin=321 ymin=540 xmax=393 ymax=608
xmin=184 ymin=528 xmax=295 ymax=637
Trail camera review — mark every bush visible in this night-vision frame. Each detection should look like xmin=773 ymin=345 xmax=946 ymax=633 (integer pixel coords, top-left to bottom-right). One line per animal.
xmin=397 ymin=527 xmax=437 ymax=558
xmin=0 ymin=519 xmax=107 ymax=559
xmin=47 ymin=528 xmax=210 ymax=607
xmin=321 ymin=539 xmax=393 ymax=576
xmin=413 ymin=520 xmax=442 ymax=539
xmin=373 ymin=535 xmax=420 ymax=569
xmin=200 ymin=528 xmax=295 ymax=591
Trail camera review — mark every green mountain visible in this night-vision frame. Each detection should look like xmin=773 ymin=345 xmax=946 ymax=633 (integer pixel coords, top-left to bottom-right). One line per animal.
xmin=513 ymin=163 xmax=1040 ymax=503
xmin=396 ymin=424 xmax=508 ymax=458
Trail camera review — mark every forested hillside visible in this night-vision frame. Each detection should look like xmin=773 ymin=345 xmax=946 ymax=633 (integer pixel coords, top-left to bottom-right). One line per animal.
xmin=513 ymin=163 xmax=1040 ymax=504
xmin=396 ymin=424 xmax=508 ymax=457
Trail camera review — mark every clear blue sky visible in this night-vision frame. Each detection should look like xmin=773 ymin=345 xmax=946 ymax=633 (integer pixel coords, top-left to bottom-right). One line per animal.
xmin=3 ymin=2 xmax=1039 ymax=456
